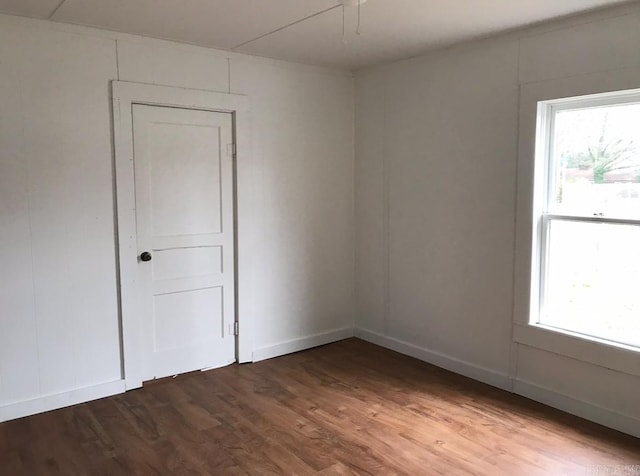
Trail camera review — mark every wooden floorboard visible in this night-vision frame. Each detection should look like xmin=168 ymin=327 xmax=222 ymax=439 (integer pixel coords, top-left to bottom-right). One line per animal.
xmin=0 ymin=338 xmax=638 ymax=475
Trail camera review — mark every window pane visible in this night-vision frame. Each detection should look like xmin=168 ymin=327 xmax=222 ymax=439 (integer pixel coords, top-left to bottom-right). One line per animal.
xmin=542 ymin=220 xmax=640 ymax=347
xmin=551 ymin=103 xmax=640 ymax=218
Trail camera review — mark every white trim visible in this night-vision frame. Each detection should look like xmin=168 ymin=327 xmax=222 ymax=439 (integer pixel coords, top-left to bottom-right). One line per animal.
xmin=355 ymin=329 xmax=512 ymax=391
xmin=514 ymin=379 xmax=640 ymax=439
xmin=547 ymin=87 xmax=640 ymax=111
xmin=543 ymin=213 xmax=640 ymax=226
xmin=0 ymin=380 xmax=125 ymax=423
xmin=513 ymin=323 xmax=640 ymax=377
xmin=252 ymin=328 xmax=355 ymax=362
xmin=112 ymin=81 xmax=253 ymax=390
xmin=513 ymin=66 xmax=640 ymax=376
xmin=355 ymin=328 xmax=640 ymax=438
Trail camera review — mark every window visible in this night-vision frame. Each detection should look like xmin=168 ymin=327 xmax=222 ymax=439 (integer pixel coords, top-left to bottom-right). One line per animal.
xmin=534 ymin=90 xmax=640 ymax=349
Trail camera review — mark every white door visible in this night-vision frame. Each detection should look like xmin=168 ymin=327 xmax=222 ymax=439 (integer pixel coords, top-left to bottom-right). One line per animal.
xmin=132 ymin=104 xmax=236 ymax=381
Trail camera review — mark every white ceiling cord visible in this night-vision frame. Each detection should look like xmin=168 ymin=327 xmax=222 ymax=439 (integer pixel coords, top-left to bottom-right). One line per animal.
xmin=339 ymin=0 xmax=367 ymax=43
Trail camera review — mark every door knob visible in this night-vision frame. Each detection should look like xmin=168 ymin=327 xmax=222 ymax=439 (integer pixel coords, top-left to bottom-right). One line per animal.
xmin=140 ymin=251 xmax=152 ymax=262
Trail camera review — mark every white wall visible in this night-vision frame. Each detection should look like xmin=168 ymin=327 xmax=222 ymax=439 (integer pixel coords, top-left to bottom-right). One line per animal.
xmin=355 ymin=3 xmax=640 ymax=437
xmin=0 ymin=15 xmax=355 ymax=419
xmin=0 ymin=21 xmax=121 ymax=411
xmin=229 ymin=58 xmax=355 ymax=358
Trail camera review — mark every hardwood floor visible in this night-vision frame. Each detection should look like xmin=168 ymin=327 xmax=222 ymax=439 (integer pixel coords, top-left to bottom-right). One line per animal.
xmin=1 ymin=338 xmax=638 ymax=475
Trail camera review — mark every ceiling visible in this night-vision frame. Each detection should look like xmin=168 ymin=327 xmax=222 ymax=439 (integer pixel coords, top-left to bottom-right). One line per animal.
xmin=0 ymin=0 xmax=634 ymax=70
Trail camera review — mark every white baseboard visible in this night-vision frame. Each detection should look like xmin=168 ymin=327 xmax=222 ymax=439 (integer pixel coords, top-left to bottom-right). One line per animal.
xmin=0 ymin=380 xmax=126 ymax=423
xmin=252 ymin=327 xmax=355 ymax=362
xmin=4 ymin=330 xmax=638 ymax=440
xmin=355 ymin=328 xmax=512 ymax=391
xmin=355 ymin=327 xmax=640 ymax=439
xmin=514 ymin=380 xmax=640 ymax=439
xmin=0 ymin=329 xmax=355 ymax=422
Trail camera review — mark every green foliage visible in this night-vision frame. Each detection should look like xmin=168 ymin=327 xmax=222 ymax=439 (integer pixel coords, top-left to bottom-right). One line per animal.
xmin=562 ymin=152 xmax=591 ymax=169
xmin=560 ymin=113 xmax=638 ymax=184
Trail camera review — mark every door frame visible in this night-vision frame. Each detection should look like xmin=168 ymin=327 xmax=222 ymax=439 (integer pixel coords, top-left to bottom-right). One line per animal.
xmin=112 ymin=81 xmax=253 ymax=389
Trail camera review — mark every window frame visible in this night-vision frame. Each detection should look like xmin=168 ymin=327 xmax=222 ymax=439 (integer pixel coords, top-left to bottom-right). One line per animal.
xmin=513 ymin=73 xmax=640 ymax=378
xmin=535 ymin=92 xmax=640 ymax=337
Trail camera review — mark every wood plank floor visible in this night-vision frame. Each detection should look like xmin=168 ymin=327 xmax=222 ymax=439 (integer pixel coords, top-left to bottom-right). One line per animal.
xmin=0 ymin=338 xmax=638 ymax=475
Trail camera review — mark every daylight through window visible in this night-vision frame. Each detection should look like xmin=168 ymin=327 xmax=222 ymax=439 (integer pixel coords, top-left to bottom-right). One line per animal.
xmin=534 ymin=90 xmax=640 ymax=349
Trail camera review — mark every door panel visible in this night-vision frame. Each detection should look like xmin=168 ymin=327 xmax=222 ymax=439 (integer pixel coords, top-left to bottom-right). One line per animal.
xmin=152 ymin=247 xmax=223 ymax=281
xmin=152 ymin=287 xmax=223 ymax=352
xmin=148 ymin=121 xmax=222 ymax=236
xmin=132 ymin=104 xmax=235 ymax=380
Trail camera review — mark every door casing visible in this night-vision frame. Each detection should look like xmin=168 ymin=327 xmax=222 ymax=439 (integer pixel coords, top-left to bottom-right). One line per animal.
xmin=112 ymin=81 xmax=253 ymax=389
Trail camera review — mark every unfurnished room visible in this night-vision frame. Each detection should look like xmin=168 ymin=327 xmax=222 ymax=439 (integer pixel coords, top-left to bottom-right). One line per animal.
xmin=1 ymin=0 xmax=639 ymax=474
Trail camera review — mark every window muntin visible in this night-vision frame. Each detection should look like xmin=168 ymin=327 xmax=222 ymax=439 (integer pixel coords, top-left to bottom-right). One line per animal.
xmin=535 ymin=92 xmax=640 ymax=349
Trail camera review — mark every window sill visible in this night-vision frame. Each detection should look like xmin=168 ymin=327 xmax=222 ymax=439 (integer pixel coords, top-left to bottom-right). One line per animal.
xmin=513 ymin=322 xmax=640 ymax=378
